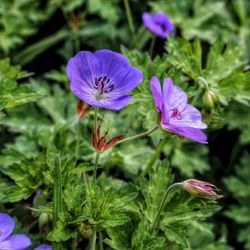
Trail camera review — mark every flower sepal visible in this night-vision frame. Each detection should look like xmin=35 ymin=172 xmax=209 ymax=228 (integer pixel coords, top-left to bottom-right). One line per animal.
xmin=92 ymin=119 xmax=123 ymax=152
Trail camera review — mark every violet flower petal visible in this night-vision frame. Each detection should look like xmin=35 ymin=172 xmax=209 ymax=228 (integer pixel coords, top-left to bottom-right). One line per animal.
xmin=0 ymin=213 xmax=15 ymax=242
xmin=162 ymin=77 xmax=187 ymax=112
xmin=0 ymin=234 xmax=32 ymax=250
xmin=150 ymin=76 xmax=162 ymax=112
xmin=154 ymin=13 xmax=174 ymax=34
xmin=106 ymin=67 xmax=143 ymax=99
xmin=170 ymin=104 xmax=208 ymax=129
xmin=34 ymin=245 xmax=52 ymax=250
xmin=92 ymin=96 xmax=134 ymax=110
xmin=95 ymin=50 xmax=131 ymax=83
xmin=162 ymin=124 xmax=207 ymax=144
xmin=66 ymin=51 xmax=98 ymax=91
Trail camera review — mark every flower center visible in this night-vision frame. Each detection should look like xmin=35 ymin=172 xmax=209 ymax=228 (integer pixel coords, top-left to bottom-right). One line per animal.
xmin=94 ymin=76 xmax=114 ymax=94
xmin=169 ymin=108 xmax=181 ymax=120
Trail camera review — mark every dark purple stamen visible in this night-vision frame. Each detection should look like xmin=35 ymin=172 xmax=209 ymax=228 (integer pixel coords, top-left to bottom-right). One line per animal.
xmin=94 ymin=76 xmax=114 ymax=94
xmin=170 ymin=108 xmax=181 ymax=120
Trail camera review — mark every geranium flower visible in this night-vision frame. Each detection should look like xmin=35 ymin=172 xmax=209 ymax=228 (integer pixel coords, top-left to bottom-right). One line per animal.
xmin=182 ymin=179 xmax=223 ymax=200
xmin=34 ymin=245 xmax=52 ymax=250
xmin=0 ymin=213 xmax=32 ymax=250
xmin=150 ymin=76 xmax=207 ymax=143
xmin=66 ymin=49 xmax=143 ymax=110
xmin=142 ymin=12 xmax=174 ymax=39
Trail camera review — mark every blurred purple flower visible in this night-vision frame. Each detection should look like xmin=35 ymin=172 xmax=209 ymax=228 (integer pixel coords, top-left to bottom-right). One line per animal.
xmin=0 ymin=213 xmax=32 ymax=250
xmin=142 ymin=12 xmax=174 ymax=39
xmin=34 ymin=245 xmax=52 ymax=250
xmin=150 ymin=76 xmax=207 ymax=144
xmin=182 ymin=179 xmax=223 ymax=200
xmin=66 ymin=49 xmax=143 ymax=110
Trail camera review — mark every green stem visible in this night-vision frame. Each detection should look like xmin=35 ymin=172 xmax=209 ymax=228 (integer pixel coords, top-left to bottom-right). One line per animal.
xmin=93 ymin=152 xmax=100 ymax=184
xmin=94 ymin=107 xmax=99 ymax=133
xmin=149 ymin=36 xmax=156 ymax=57
xmin=74 ymin=31 xmax=80 ymax=53
xmin=52 ymin=154 xmax=63 ymax=250
xmin=99 ymin=231 xmax=104 ymax=250
xmin=71 ymin=238 xmax=77 ymax=250
xmin=151 ymin=182 xmax=182 ymax=232
xmin=90 ymin=226 xmax=97 ymax=250
xmin=116 ymin=125 xmax=159 ymax=145
xmin=141 ymin=137 xmax=167 ymax=176
xmin=75 ymin=120 xmax=80 ymax=158
xmin=123 ymin=0 xmax=135 ymax=34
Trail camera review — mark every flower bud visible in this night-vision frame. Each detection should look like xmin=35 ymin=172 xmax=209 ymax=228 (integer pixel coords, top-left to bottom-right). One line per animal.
xmin=202 ymin=90 xmax=218 ymax=109
xmin=79 ymin=222 xmax=93 ymax=238
xmin=182 ymin=179 xmax=223 ymax=200
xmin=39 ymin=212 xmax=50 ymax=230
xmin=77 ymin=100 xmax=91 ymax=118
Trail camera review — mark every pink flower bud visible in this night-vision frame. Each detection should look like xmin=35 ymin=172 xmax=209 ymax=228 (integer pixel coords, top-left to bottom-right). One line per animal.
xmin=182 ymin=179 xmax=223 ymax=200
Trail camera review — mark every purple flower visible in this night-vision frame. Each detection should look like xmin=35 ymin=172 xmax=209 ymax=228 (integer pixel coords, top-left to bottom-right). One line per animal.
xmin=142 ymin=12 xmax=174 ymax=39
xmin=34 ymin=245 xmax=52 ymax=250
xmin=0 ymin=213 xmax=32 ymax=250
xmin=66 ymin=49 xmax=143 ymax=110
xmin=150 ymin=76 xmax=207 ymax=144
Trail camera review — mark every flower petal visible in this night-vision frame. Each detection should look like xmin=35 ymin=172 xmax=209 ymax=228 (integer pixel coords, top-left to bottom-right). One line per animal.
xmin=153 ymin=13 xmax=174 ymax=34
xmin=170 ymin=104 xmax=207 ymax=129
xmin=161 ymin=124 xmax=207 ymax=144
xmin=0 ymin=234 xmax=32 ymax=250
xmin=34 ymin=245 xmax=52 ymax=250
xmin=95 ymin=49 xmax=131 ymax=84
xmin=162 ymin=77 xmax=187 ymax=112
xmin=66 ymin=51 xmax=99 ymax=92
xmin=150 ymin=76 xmax=163 ymax=112
xmin=90 ymin=96 xmax=133 ymax=111
xmin=107 ymin=66 xmax=143 ymax=99
xmin=0 ymin=213 xmax=15 ymax=242
xmin=142 ymin=12 xmax=167 ymax=39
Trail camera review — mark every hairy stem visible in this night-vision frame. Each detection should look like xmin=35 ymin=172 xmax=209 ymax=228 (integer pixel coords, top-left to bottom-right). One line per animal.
xmin=116 ymin=125 xmax=159 ymax=145
xmin=52 ymin=154 xmax=63 ymax=250
xmin=151 ymin=183 xmax=182 ymax=232
xmin=123 ymin=0 xmax=135 ymax=34
xmin=94 ymin=107 xmax=99 ymax=133
xmin=99 ymin=231 xmax=104 ymax=250
xmin=90 ymin=226 xmax=97 ymax=250
xmin=93 ymin=151 xmax=100 ymax=184
xmin=141 ymin=137 xmax=167 ymax=176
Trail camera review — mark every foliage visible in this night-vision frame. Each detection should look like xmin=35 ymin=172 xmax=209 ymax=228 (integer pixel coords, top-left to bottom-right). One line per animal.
xmin=224 ymin=153 xmax=250 ymax=249
xmin=0 ymin=0 xmax=249 ymax=249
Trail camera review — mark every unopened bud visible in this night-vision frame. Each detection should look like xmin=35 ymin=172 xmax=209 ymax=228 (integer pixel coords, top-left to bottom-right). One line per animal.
xmin=39 ymin=212 xmax=50 ymax=230
xmin=202 ymin=90 xmax=218 ymax=109
xmin=182 ymin=179 xmax=223 ymax=200
xmin=79 ymin=222 xmax=93 ymax=238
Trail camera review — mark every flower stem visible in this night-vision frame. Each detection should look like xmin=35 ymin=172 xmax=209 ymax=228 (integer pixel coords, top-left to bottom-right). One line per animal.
xmin=141 ymin=137 xmax=167 ymax=176
xmin=123 ymin=0 xmax=135 ymax=34
xmin=116 ymin=125 xmax=159 ymax=145
xmin=52 ymin=154 xmax=63 ymax=250
xmin=151 ymin=182 xmax=182 ymax=232
xmin=90 ymin=226 xmax=97 ymax=250
xmin=99 ymin=231 xmax=104 ymax=250
xmin=94 ymin=107 xmax=99 ymax=133
xmin=93 ymin=151 xmax=100 ymax=184
xmin=149 ymin=36 xmax=156 ymax=57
